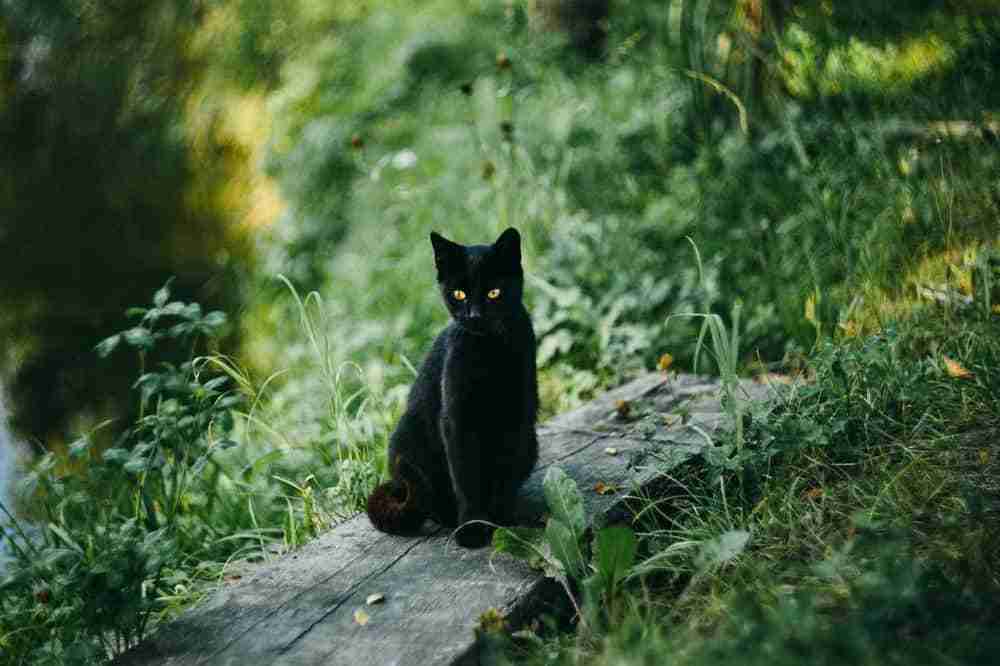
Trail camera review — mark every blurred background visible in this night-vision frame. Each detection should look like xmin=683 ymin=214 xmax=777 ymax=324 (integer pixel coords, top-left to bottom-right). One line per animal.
xmin=1 ymin=0 xmax=998 ymax=534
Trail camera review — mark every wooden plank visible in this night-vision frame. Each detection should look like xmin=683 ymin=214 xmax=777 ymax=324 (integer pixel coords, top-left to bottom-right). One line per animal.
xmin=117 ymin=373 xmax=769 ymax=666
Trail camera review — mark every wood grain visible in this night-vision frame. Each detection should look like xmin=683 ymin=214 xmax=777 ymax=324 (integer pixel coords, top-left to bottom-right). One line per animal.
xmin=116 ymin=373 xmax=770 ymax=666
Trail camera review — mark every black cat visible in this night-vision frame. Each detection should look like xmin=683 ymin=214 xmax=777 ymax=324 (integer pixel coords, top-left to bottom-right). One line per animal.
xmin=366 ymin=227 xmax=539 ymax=548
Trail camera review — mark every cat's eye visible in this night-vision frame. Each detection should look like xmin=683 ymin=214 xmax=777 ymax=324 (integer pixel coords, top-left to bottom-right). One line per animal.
xmin=487 ymin=288 xmax=501 ymax=300
xmin=452 ymin=289 xmax=467 ymax=301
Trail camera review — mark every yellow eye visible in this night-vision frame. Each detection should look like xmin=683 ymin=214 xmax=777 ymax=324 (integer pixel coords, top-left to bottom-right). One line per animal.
xmin=452 ymin=290 xmax=467 ymax=301
xmin=487 ymin=288 xmax=501 ymax=299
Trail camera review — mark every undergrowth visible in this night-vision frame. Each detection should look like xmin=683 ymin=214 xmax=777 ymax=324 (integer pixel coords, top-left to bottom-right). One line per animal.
xmin=3 ymin=2 xmax=1000 ymax=664
xmin=496 ymin=304 xmax=1000 ymax=665
xmin=0 ymin=283 xmax=393 ymax=664
xmin=253 ymin=1 xmax=1000 ymax=419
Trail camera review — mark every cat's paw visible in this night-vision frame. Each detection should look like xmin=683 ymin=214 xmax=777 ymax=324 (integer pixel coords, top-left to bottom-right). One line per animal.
xmin=454 ymin=521 xmax=493 ymax=549
xmin=431 ymin=503 xmax=459 ymax=528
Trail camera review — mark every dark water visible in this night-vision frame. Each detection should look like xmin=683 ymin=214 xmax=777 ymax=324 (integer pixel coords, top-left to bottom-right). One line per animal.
xmin=0 ymin=392 xmax=13 ymax=499
xmin=1 ymin=390 xmax=17 ymax=568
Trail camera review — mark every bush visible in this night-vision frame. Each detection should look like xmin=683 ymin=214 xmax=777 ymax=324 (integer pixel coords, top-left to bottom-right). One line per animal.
xmin=0 ymin=283 xmax=389 ymax=663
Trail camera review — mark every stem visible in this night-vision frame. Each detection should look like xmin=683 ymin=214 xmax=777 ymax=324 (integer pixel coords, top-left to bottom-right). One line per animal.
xmin=0 ymin=498 xmax=37 ymax=557
xmin=559 ymin=575 xmax=590 ymax=636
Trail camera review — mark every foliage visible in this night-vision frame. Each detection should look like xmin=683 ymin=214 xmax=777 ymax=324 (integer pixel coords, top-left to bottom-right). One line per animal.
xmin=568 ymin=529 xmax=1000 ymax=666
xmin=0 ymin=283 xmax=389 ymax=663
xmin=503 ymin=306 xmax=1000 ymax=665
xmin=251 ymin=0 xmax=1000 ymax=427
xmin=1 ymin=282 xmax=239 ymax=662
xmin=493 ymin=467 xmax=639 ymax=632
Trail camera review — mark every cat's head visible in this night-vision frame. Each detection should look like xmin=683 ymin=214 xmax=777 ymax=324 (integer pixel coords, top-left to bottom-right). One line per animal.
xmin=429 ymin=228 xmax=524 ymax=336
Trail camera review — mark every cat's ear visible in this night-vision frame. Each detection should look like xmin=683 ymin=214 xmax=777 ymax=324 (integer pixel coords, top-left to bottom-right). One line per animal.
xmin=493 ymin=227 xmax=521 ymax=269
xmin=430 ymin=231 xmax=464 ymax=276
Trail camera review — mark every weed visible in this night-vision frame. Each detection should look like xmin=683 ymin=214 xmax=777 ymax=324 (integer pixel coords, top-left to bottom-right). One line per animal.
xmin=507 ymin=307 xmax=1000 ymax=665
xmin=0 ymin=280 xmax=393 ymax=663
xmin=2 ymin=282 xmax=239 ymax=661
xmin=494 ymin=467 xmax=640 ymax=637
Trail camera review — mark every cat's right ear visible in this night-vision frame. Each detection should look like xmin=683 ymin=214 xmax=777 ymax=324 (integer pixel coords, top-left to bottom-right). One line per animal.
xmin=430 ymin=231 xmax=463 ymax=276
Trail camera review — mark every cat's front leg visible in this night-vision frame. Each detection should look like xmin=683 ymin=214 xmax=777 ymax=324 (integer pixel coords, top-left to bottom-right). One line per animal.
xmin=487 ymin=428 xmax=539 ymax=526
xmin=440 ymin=415 xmax=493 ymax=548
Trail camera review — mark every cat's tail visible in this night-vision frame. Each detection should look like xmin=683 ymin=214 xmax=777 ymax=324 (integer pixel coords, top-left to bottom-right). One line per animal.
xmin=366 ymin=479 xmax=426 ymax=534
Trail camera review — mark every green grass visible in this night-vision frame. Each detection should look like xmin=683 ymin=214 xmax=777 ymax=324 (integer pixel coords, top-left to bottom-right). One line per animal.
xmin=4 ymin=2 xmax=1000 ymax=664
xmin=253 ymin=1 xmax=1000 ymax=413
xmin=497 ymin=306 xmax=1000 ymax=665
xmin=0 ymin=284 xmax=396 ymax=663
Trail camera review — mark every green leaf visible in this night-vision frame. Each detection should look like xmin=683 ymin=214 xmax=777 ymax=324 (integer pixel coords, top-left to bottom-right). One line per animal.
xmin=153 ymin=281 xmax=172 ymax=308
xmin=67 ymin=437 xmax=91 ymax=459
xmin=191 ymin=454 xmax=211 ymax=477
xmin=580 ymin=572 xmax=605 ymax=621
xmin=161 ymin=302 xmax=186 ymax=316
xmin=123 ymin=457 xmax=149 ymax=475
xmin=48 ymin=524 xmax=83 ymax=555
xmin=216 ymin=394 xmax=243 ymax=410
xmin=123 ymin=327 xmax=155 ymax=350
xmin=101 ymin=448 xmax=130 ymax=464
xmin=203 ymin=376 xmax=229 ymax=392
xmin=545 ymin=518 xmax=585 ymax=580
xmin=696 ymin=530 xmax=750 ymax=571
xmin=41 ymin=547 xmax=79 ymax=567
xmin=202 ymin=311 xmax=227 ymax=329
xmin=543 ymin=467 xmax=586 ymax=539
xmin=94 ymin=334 xmax=121 ymax=358
xmin=242 ymin=449 xmax=285 ymax=481
xmin=168 ymin=322 xmax=194 ymax=338
xmin=184 ymin=303 xmax=202 ymax=320
xmin=537 ymin=329 xmax=574 ymax=366
xmin=492 ymin=526 xmax=544 ymax=564
xmin=593 ymin=526 xmax=637 ymax=588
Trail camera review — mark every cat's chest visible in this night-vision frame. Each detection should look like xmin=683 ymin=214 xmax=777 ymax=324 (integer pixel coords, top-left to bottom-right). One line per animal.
xmin=442 ymin=338 xmax=526 ymax=403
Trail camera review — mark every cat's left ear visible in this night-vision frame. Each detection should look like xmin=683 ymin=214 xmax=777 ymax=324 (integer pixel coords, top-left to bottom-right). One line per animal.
xmin=493 ymin=227 xmax=521 ymax=269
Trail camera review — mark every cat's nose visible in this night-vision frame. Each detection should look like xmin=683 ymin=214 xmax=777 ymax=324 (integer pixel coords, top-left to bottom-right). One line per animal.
xmin=467 ymin=306 xmax=483 ymax=319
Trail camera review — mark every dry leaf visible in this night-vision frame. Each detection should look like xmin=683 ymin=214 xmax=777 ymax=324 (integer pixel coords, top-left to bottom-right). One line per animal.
xmin=657 ymin=353 xmax=674 ymax=373
xmin=754 ymin=373 xmax=793 ymax=385
xmin=804 ymin=293 xmax=818 ymax=325
xmin=353 ymin=609 xmax=370 ymax=626
xmin=943 ymin=356 xmax=974 ymax=379
xmin=804 ymin=487 xmax=823 ymax=500
xmin=958 ymin=272 xmax=973 ymax=295
xmin=477 ymin=607 xmax=507 ymax=634
xmin=614 ymin=399 xmax=631 ymax=419
xmin=838 ymin=320 xmax=860 ymax=337
xmin=604 ymin=447 xmax=618 ymax=456
xmin=594 ymin=481 xmax=618 ymax=495
xmin=366 ymin=593 xmax=385 ymax=606
xmin=979 ymin=449 xmax=990 ymax=466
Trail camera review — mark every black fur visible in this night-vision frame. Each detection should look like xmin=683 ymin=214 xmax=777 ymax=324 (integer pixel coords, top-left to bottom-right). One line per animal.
xmin=366 ymin=228 xmax=539 ymax=548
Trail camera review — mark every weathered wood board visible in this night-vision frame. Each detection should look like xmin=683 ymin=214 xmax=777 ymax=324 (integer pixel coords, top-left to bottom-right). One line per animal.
xmin=116 ymin=373 xmax=771 ymax=666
